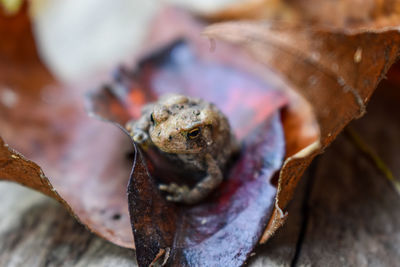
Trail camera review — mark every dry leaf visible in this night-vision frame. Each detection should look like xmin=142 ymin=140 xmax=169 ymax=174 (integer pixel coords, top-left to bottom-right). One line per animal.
xmin=204 ymin=5 xmax=400 ymax=243
xmin=0 ymin=3 xmax=134 ymax=248
xmin=87 ymin=9 xmax=292 ymax=266
xmin=207 ymin=0 xmax=400 ymax=30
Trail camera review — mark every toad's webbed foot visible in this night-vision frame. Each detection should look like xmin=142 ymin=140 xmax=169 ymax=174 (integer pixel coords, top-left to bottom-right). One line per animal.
xmin=159 ymin=183 xmax=191 ymax=203
xmin=159 ymin=154 xmax=223 ymax=205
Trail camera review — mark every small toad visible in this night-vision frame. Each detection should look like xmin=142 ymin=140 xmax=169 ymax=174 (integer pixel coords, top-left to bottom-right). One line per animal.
xmin=126 ymin=93 xmax=239 ymax=204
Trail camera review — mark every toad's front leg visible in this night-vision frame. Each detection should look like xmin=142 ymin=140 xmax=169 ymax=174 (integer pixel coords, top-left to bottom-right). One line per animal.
xmin=126 ymin=104 xmax=154 ymax=145
xmin=159 ymin=154 xmax=223 ymax=204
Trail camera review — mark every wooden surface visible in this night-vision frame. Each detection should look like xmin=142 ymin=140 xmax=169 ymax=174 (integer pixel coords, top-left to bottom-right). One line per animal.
xmin=250 ymin=85 xmax=400 ymax=267
xmin=1 ymin=87 xmax=399 ymax=266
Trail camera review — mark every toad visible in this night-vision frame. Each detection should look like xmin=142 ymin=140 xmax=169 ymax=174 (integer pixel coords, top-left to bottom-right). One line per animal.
xmin=126 ymin=94 xmax=238 ymax=204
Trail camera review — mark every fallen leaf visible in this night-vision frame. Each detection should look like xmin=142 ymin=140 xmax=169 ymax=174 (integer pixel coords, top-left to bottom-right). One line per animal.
xmin=0 ymin=3 xmax=135 ymax=248
xmin=127 ymin=144 xmax=178 ymax=266
xmin=207 ymin=0 xmax=400 ymax=30
xmin=90 ymin=44 xmax=286 ymax=266
xmin=0 ymin=5 xmax=318 ymax=264
xmin=204 ymin=5 xmax=400 ymax=243
xmin=87 ymin=9 xmax=292 ymax=267
xmin=0 ymin=5 xmax=292 ymax=257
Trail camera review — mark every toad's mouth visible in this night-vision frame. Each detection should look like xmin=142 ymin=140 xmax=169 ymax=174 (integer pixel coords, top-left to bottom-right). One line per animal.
xmin=150 ymin=137 xmax=207 ymax=154
xmin=153 ymin=144 xmax=206 ymax=154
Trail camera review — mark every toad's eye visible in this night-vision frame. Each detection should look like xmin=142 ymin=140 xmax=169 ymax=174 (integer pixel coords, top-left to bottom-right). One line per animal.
xmin=187 ymin=127 xmax=201 ymax=139
xmin=150 ymin=113 xmax=155 ymax=124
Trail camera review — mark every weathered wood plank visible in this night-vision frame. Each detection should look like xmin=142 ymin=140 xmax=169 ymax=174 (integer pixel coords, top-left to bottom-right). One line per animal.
xmin=248 ymin=168 xmax=310 ymax=267
xmin=0 ymin=184 xmax=135 ymax=267
xmin=295 ymin=84 xmax=400 ymax=267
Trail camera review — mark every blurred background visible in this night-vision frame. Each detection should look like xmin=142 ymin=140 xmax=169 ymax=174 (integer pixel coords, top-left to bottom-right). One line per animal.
xmin=31 ymin=0 xmax=240 ymax=82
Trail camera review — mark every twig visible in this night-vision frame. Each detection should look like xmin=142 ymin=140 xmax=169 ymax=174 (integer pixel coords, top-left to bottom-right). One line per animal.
xmin=345 ymin=127 xmax=400 ymax=195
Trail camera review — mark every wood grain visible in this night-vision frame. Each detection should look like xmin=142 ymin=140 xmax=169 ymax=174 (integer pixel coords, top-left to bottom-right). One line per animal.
xmin=293 ymin=83 xmax=400 ymax=267
xmin=0 ymin=184 xmax=135 ymax=267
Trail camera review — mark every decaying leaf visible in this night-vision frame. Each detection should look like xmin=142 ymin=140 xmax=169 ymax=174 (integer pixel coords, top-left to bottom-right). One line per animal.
xmin=207 ymin=0 xmax=400 ymax=30
xmin=0 ymin=3 xmax=62 ymax=203
xmin=204 ymin=3 xmax=400 ymax=243
xmin=0 ymin=5 xmax=292 ymax=258
xmin=124 ymin=113 xmax=284 ymax=267
xmin=0 ymin=3 xmax=135 ymax=248
xmin=88 ymin=9 xmax=290 ymax=265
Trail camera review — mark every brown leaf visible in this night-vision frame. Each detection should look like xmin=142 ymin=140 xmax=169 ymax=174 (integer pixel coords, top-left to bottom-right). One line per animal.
xmin=0 ymin=5 xmax=317 ymax=263
xmin=127 ymin=145 xmax=178 ymax=266
xmin=92 ymin=57 xmax=286 ymax=266
xmin=0 ymin=3 xmax=134 ymax=248
xmin=287 ymin=0 xmax=400 ymax=30
xmin=204 ymin=13 xmax=400 ymax=243
xmin=0 ymin=3 xmax=63 ymax=203
xmin=207 ymin=0 xmax=400 ymax=30
xmin=0 ymin=137 xmax=62 ymax=201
